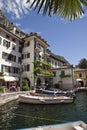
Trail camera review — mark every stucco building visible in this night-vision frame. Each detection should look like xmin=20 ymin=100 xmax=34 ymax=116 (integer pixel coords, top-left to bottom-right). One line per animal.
xmin=74 ymin=68 xmax=87 ymax=87
xmin=0 ymin=10 xmax=72 ymax=90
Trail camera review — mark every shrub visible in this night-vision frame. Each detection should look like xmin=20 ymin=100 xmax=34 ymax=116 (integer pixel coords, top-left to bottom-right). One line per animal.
xmin=85 ymin=84 xmax=87 ymax=87
xmin=22 ymin=86 xmax=30 ymax=91
xmin=0 ymin=86 xmax=5 ymax=93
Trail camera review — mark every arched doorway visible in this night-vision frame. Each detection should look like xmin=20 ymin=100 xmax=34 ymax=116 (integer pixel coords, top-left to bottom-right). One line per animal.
xmin=22 ymin=77 xmax=30 ymax=87
xmin=36 ymin=78 xmax=41 ymax=87
xmin=76 ymin=78 xmax=84 ymax=87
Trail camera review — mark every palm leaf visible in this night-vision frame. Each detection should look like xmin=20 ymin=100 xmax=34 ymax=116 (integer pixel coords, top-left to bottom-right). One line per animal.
xmin=26 ymin=0 xmax=87 ymax=20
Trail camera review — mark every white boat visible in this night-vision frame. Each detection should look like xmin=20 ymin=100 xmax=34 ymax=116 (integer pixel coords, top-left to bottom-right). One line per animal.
xmin=19 ymin=94 xmax=75 ymax=104
xmin=18 ymin=121 xmax=87 ymax=130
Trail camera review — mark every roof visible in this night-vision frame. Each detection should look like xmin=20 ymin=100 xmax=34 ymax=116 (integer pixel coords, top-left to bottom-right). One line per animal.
xmin=0 ymin=24 xmax=23 ymax=41
xmin=23 ymin=32 xmax=50 ymax=47
xmin=51 ymin=65 xmax=73 ymax=70
xmin=50 ymin=52 xmax=70 ymax=65
xmin=0 ymin=10 xmax=26 ymax=38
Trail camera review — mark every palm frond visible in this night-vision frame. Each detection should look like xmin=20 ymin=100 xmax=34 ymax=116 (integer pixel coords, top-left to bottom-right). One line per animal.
xmin=26 ymin=0 xmax=87 ymax=20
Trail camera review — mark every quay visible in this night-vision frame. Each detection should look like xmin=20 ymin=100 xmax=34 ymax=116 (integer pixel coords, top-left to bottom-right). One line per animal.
xmin=0 ymin=87 xmax=87 ymax=106
xmin=0 ymin=91 xmax=29 ymax=106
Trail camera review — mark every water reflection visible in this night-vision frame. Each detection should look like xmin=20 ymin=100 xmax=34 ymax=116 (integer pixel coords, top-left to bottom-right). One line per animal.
xmin=0 ymin=92 xmax=87 ymax=130
xmin=0 ymin=100 xmax=19 ymax=130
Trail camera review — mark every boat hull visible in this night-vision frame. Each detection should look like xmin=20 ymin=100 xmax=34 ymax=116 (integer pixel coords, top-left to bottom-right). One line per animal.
xmin=19 ymin=121 xmax=87 ymax=130
xmin=19 ymin=95 xmax=74 ymax=104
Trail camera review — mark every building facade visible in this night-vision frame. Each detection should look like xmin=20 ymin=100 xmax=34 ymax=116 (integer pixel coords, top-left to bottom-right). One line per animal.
xmin=0 ymin=10 xmax=71 ymax=90
xmin=52 ymin=65 xmax=74 ymax=90
xmin=74 ymin=68 xmax=87 ymax=87
xmin=0 ymin=25 xmax=23 ymax=85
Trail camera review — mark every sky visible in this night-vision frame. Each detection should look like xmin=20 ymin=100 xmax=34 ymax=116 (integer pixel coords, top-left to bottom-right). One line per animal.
xmin=0 ymin=0 xmax=87 ymax=66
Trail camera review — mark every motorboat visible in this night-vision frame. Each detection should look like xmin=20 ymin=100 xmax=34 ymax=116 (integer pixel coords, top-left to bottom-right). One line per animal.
xmin=18 ymin=121 xmax=87 ymax=130
xmin=19 ymin=94 xmax=76 ymax=104
xmin=41 ymin=89 xmax=76 ymax=98
xmin=30 ymin=91 xmax=66 ymax=97
xmin=42 ymin=89 xmax=66 ymax=94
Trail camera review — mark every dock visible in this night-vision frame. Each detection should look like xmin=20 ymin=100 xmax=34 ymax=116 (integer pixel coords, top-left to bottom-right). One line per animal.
xmin=0 ymin=91 xmax=29 ymax=106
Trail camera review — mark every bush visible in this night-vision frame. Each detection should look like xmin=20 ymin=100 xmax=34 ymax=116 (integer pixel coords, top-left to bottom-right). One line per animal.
xmin=0 ymin=86 xmax=5 ymax=93
xmin=85 ymin=84 xmax=87 ymax=87
xmin=22 ymin=86 xmax=30 ymax=91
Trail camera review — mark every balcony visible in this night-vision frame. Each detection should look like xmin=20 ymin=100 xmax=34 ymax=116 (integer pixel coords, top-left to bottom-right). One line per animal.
xmin=35 ymin=46 xmax=42 ymax=52
xmin=34 ymin=67 xmax=54 ymax=77
xmin=44 ymin=50 xmax=50 ymax=57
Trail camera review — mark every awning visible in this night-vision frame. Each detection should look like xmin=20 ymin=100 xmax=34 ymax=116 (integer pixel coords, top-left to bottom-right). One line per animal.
xmin=76 ymin=78 xmax=83 ymax=81
xmin=0 ymin=76 xmax=4 ymax=80
xmin=4 ymin=76 xmax=19 ymax=82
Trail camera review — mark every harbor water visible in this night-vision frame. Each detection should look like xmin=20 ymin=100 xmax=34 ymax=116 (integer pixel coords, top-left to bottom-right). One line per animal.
xmin=0 ymin=91 xmax=87 ymax=130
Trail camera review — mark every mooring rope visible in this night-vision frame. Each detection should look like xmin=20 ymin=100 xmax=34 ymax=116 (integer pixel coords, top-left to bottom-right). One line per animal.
xmin=15 ymin=113 xmax=68 ymax=123
xmin=0 ymin=110 xmax=68 ymax=123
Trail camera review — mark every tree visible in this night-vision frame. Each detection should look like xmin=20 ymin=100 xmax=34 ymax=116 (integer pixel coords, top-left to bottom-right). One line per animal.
xmin=78 ymin=58 xmax=87 ymax=69
xmin=26 ymin=0 xmax=87 ymax=20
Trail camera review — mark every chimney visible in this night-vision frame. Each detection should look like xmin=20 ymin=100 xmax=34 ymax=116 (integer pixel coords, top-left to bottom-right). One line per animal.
xmin=13 ymin=27 xmax=16 ymax=34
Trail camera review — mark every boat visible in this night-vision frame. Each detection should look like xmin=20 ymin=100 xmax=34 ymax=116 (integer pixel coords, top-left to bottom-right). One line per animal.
xmin=41 ymin=89 xmax=76 ymax=98
xmin=30 ymin=91 xmax=66 ymax=97
xmin=18 ymin=121 xmax=87 ymax=130
xmin=41 ymin=89 xmax=66 ymax=94
xmin=19 ymin=94 xmax=76 ymax=104
xmin=41 ymin=89 xmax=74 ymax=95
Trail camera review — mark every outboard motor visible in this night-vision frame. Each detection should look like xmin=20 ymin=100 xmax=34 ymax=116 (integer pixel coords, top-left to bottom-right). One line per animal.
xmin=66 ymin=91 xmax=76 ymax=98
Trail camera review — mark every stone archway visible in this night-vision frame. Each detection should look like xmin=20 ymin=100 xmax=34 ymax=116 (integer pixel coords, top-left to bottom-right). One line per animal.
xmin=76 ymin=78 xmax=84 ymax=87
xmin=36 ymin=78 xmax=41 ymax=87
xmin=22 ymin=77 xmax=30 ymax=87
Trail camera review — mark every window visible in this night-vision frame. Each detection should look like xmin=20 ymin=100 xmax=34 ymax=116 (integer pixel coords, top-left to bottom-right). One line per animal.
xmin=8 ymin=66 xmax=11 ymax=73
xmin=6 ymin=34 xmax=10 ymax=39
xmin=1 ymin=65 xmax=19 ymax=74
xmin=5 ymin=53 xmax=16 ymax=62
xmin=22 ymin=54 xmax=24 ymax=59
xmin=14 ymin=56 xmax=16 ymax=62
xmin=24 ymin=64 xmax=30 ymax=71
xmin=1 ymin=65 xmax=3 ymax=72
xmin=22 ymin=53 xmax=30 ymax=59
xmin=79 ymin=73 xmax=82 ymax=78
xmin=24 ymin=65 xmax=27 ymax=71
xmin=19 ymin=42 xmax=22 ymax=46
xmin=2 ymin=52 xmax=8 ymax=60
xmin=3 ymin=39 xmax=10 ymax=48
xmin=19 ymin=46 xmax=22 ymax=53
xmin=27 ymin=64 xmax=30 ymax=71
xmin=27 ymin=41 xmax=30 ymax=46
xmin=24 ymin=41 xmax=30 ymax=47
xmin=12 ymin=46 xmax=15 ymax=50
xmin=55 ymin=61 xmax=57 ymax=67
xmin=15 ymin=68 xmax=19 ymax=74
xmin=53 ymin=71 xmax=56 ymax=77
xmin=0 ymin=37 xmax=2 ymax=44
xmin=61 ymin=70 xmax=65 ymax=75
xmin=18 ymin=57 xmax=21 ymax=63
xmin=12 ymin=44 xmax=16 ymax=50
xmin=12 ymin=38 xmax=15 ymax=42
xmin=27 ymin=53 xmax=30 ymax=58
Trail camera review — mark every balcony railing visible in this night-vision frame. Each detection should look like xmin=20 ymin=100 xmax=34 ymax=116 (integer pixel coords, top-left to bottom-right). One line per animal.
xmin=35 ymin=46 xmax=42 ymax=52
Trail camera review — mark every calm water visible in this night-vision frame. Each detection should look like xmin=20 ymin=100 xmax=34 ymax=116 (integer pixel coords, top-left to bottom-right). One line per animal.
xmin=0 ymin=91 xmax=87 ymax=130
